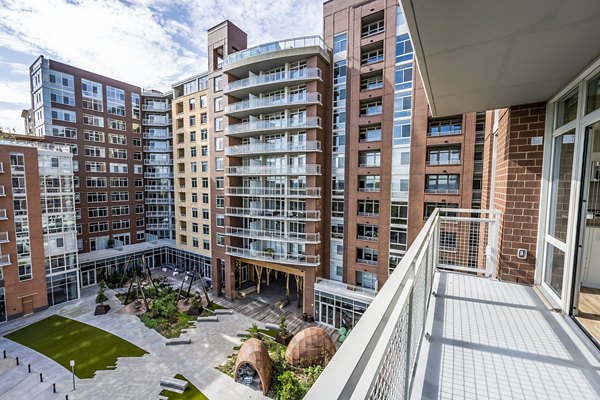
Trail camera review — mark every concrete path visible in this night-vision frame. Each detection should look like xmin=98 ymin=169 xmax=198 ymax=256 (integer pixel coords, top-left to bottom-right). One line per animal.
xmin=0 ymin=287 xmax=270 ymax=399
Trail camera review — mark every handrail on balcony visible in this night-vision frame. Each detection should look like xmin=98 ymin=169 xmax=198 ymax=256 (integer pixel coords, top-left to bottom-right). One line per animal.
xmin=225 ymin=68 xmax=322 ymax=93
xmin=224 ymin=35 xmax=328 ymax=66
xmin=225 ymin=92 xmax=322 ymax=114
xmin=306 ymin=208 xmax=500 ymax=399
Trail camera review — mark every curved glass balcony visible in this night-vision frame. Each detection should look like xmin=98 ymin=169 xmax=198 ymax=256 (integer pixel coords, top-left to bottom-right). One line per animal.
xmin=225 ymin=187 xmax=320 ymax=198
xmin=226 ymin=117 xmax=321 ymax=137
xmin=225 ymin=207 xmax=320 ymax=220
xmin=226 ymin=246 xmax=319 ymax=266
xmin=226 ymin=164 xmax=320 ymax=176
xmin=225 ymin=227 xmax=320 ymax=243
xmin=225 ymin=68 xmax=322 ymax=96
xmin=225 ymin=140 xmax=321 ymax=156
xmin=225 ymin=92 xmax=321 ymax=117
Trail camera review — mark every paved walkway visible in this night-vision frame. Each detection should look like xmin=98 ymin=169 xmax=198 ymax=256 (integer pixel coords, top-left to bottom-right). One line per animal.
xmin=0 ymin=287 xmax=270 ymax=400
xmin=414 ymin=272 xmax=600 ymax=400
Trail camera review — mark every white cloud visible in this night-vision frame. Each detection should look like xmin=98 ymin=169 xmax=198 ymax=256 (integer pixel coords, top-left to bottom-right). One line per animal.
xmin=0 ymin=0 xmax=325 ymax=94
xmin=0 ymin=80 xmax=30 ymax=104
xmin=0 ymin=107 xmax=25 ymax=133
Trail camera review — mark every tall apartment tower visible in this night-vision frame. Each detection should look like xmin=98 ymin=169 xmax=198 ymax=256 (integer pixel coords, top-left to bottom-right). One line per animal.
xmin=407 ymin=70 xmax=487 ymax=243
xmin=0 ymin=141 xmax=78 ymax=321
xmin=323 ymin=0 xmax=412 ymax=290
xmin=141 ymin=89 xmax=174 ymax=240
xmin=29 ymin=56 xmax=145 ymax=252
xmin=171 ymin=73 xmax=213 ymax=277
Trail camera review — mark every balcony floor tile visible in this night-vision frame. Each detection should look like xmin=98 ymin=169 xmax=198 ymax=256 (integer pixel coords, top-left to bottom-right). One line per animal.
xmin=415 ymin=272 xmax=600 ymax=400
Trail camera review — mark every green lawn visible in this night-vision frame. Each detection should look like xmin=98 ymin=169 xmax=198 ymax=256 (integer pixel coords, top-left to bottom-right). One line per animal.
xmin=5 ymin=315 xmax=147 ymax=378
xmin=159 ymin=374 xmax=208 ymax=400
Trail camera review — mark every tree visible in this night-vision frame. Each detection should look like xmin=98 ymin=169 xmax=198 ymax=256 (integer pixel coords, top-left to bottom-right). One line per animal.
xmin=96 ymin=281 xmax=108 ymax=306
xmin=278 ymin=316 xmax=289 ymax=337
xmin=150 ymin=290 xmax=178 ymax=323
xmin=247 ymin=323 xmax=261 ymax=340
xmin=276 ymin=371 xmax=306 ymax=400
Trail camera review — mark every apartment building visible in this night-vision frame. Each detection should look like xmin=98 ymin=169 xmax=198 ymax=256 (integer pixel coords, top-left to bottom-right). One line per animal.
xmin=0 ymin=141 xmax=78 ymax=321
xmin=29 ymin=56 xmax=145 ymax=253
xmin=171 ymin=73 xmax=212 ymax=277
xmin=142 ymin=89 xmax=174 ymax=241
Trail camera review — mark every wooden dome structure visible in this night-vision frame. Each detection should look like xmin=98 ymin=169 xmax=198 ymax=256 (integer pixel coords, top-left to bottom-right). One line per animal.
xmin=234 ymin=338 xmax=272 ymax=394
xmin=285 ymin=327 xmax=336 ymax=367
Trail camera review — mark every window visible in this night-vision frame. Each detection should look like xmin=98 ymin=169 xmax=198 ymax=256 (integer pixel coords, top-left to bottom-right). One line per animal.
xmin=428 ymin=118 xmax=462 ymax=136
xmin=111 ymin=192 xmax=129 ymax=202
xmin=215 ymin=117 xmax=223 ymax=132
xmin=393 ymin=120 xmax=411 ymax=145
xmin=357 ymin=224 xmax=379 ymax=241
xmin=50 ymin=125 xmax=77 ymax=139
xmin=51 ymin=108 xmax=76 ymax=122
xmin=131 ymin=93 xmax=140 ymax=119
xmin=440 ymin=231 xmax=457 ymax=251
xmin=200 ymin=129 xmax=208 ymax=140
xmin=216 ymin=196 xmax=224 ymax=208
xmin=88 ymin=207 xmax=108 ymax=218
xmin=333 ymin=32 xmax=347 ymax=54
xmin=357 ymin=248 xmax=378 ymax=265
xmin=107 ymin=118 xmax=126 ymax=131
xmin=83 ymin=114 xmax=103 ymax=127
xmin=361 ymin=46 xmax=384 ymax=65
xmin=356 ymin=271 xmax=377 ymax=290
xmin=360 ymin=100 xmax=382 ymax=116
xmin=203 ymin=209 xmax=209 ymax=219
xmin=215 ymin=137 xmax=223 ymax=152
xmin=109 ymin=134 xmax=127 ymax=145
xmin=358 ymin=175 xmax=380 ymax=192
xmin=189 ymin=97 xmax=196 ymax=111
xmin=215 ymin=157 xmax=224 ymax=171
xmin=424 ymin=203 xmax=458 ymax=219
xmin=109 ymin=163 xmax=128 ymax=174
xmin=216 ymin=177 xmax=224 ymax=189
xmin=427 ymin=147 xmax=461 ymax=165
xmin=106 ymin=86 xmax=126 ymax=116
xmin=359 ymin=151 xmax=381 ymax=167
xmin=362 ymin=14 xmax=384 ymax=37
xmin=359 ymin=125 xmax=382 ymax=142
xmin=214 ymin=97 xmax=222 ymax=112
xmin=214 ymin=76 xmax=222 ymax=92
xmin=358 ymin=200 xmax=379 ymax=216
xmin=109 ymin=148 xmax=127 ymax=159
xmin=361 ymin=74 xmax=383 ymax=91
xmin=394 ymin=64 xmax=413 ymax=91
xmin=216 ymin=214 xmax=224 ymax=227
xmin=394 ymin=93 xmax=412 ymax=119
xmin=84 ymin=146 xmax=105 ymax=157
xmin=216 ymin=233 xmax=224 ymax=246
xmin=396 ymin=33 xmax=413 ymax=63
xmin=112 ymin=219 xmax=130 ymax=230
xmin=425 ymin=174 xmax=460 ymax=194
xmin=200 ymin=95 xmax=207 ymax=108
xmin=189 ymin=115 xmax=196 ymax=127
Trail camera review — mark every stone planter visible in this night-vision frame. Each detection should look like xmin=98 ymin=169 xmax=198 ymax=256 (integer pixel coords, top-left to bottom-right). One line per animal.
xmin=94 ymin=304 xmax=111 ymax=315
xmin=276 ymin=333 xmax=293 ymax=346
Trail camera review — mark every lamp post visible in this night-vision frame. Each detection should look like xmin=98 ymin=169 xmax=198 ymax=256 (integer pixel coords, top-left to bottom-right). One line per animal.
xmin=70 ymin=360 xmax=75 ymax=390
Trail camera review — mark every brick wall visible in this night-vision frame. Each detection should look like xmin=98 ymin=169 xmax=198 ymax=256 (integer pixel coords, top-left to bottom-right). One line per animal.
xmin=491 ymin=103 xmax=545 ymax=284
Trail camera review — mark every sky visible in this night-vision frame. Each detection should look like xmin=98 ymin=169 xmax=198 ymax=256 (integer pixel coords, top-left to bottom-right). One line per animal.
xmin=0 ymin=0 xmax=324 ymax=132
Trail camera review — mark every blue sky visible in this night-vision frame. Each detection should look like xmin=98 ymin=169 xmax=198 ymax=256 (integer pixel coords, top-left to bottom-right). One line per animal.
xmin=0 ymin=0 xmax=323 ymax=132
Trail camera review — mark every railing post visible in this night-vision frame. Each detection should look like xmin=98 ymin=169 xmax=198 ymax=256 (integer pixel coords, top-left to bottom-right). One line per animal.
xmin=404 ymin=288 xmax=413 ymax=400
xmin=487 ymin=212 xmax=500 ymax=280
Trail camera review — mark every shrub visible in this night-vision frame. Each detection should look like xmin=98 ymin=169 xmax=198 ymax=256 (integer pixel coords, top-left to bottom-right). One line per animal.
xmin=95 ymin=281 xmax=108 ymax=305
xmin=276 ymin=370 xmax=306 ymax=400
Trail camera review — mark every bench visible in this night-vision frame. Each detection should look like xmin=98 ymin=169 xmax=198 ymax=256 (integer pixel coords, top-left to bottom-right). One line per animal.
xmin=236 ymin=331 xmax=249 ymax=337
xmin=160 ymin=377 xmax=188 ymax=391
xmin=214 ymin=309 xmax=233 ymax=315
xmin=274 ymin=299 xmax=289 ymax=309
xmin=237 ymin=286 xmax=257 ymax=297
xmin=196 ymin=316 xmax=218 ymax=322
xmin=264 ymin=323 xmax=279 ymax=330
xmin=165 ymin=337 xmax=191 ymax=345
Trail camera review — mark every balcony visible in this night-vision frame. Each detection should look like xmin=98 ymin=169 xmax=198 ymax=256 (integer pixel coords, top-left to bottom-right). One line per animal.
xmin=225 ymin=187 xmax=320 ymax=198
xmin=145 ymin=211 xmax=173 ymax=217
xmin=0 ymin=254 xmax=9 ymax=267
xmin=144 ymin=158 xmax=172 ymax=166
xmin=225 ymin=92 xmax=322 ymax=118
xmin=225 ymin=68 xmax=322 ymax=97
xmin=427 ymin=129 xmax=462 ymax=137
xmin=226 ymin=246 xmax=319 ymax=266
xmin=226 ymin=164 xmax=321 ymax=176
xmin=142 ymin=118 xmax=172 ymax=126
xmin=307 ymin=208 xmax=600 ymax=400
xmin=426 ymin=159 xmax=461 ymax=166
xmin=144 ymin=172 xmax=173 ymax=179
xmin=225 ymin=140 xmax=321 ymax=156
xmin=142 ymin=103 xmax=169 ymax=112
xmin=223 ymin=36 xmax=329 ymax=78
xmin=146 ymin=223 xmax=172 ymax=230
xmin=145 ymin=198 xmax=175 ymax=205
xmin=145 ymin=185 xmax=174 ymax=192
xmin=225 ymin=207 xmax=320 ymax=221
xmin=225 ymin=227 xmax=320 ymax=244
xmin=425 ymin=188 xmax=460 ymax=194
xmin=0 ymin=232 xmax=9 ymax=243
xmin=143 ymin=131 xmax=170 ymax=139
xmin=225 ymin=117 xmax=321 ymax=137
xmin=143 ymin=146 xmax=172 ymax=153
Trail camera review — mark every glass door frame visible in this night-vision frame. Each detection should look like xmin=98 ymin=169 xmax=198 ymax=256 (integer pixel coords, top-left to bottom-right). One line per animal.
xmin=537 ymin=57 xmax=600 ymax=314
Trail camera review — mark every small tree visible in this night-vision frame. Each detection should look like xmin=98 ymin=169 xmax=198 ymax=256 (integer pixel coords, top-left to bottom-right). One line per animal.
xmin=276 ymin=371 xmax=306 ymax=400
xmin=247 ymin=323 xmax=261 ymax=339
xmin=96 ymin=281 xmax=108 ymax=306
xmin=278 ymin=315 xmax=289 ymax=337
xmin=191 ymin=294 xmax=200 ymax=310
xmin=150 ymin=290 xmax=178 ymax=323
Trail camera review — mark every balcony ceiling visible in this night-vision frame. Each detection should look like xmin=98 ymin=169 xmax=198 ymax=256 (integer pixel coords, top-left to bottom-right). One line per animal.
xmin=400 ymin=0 xmax=600 ymax=116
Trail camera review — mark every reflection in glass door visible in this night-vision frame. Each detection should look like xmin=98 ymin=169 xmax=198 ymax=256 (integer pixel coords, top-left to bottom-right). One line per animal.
xmin=543 ymin=129 xmax=576 ymax=297
xmin=573 ymin=120 xmax=600 ymax=344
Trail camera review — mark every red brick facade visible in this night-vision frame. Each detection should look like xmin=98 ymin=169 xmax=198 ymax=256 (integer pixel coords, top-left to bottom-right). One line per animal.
xmin=489 ymin=103 xmax=546 ymax=284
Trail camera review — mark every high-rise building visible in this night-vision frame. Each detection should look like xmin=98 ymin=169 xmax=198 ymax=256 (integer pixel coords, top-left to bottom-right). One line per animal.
xmin=0 ymin=140 xmax=78 ymax=321
xmin=142 ymin=89 xmax=174 ymax=241
xmin=171 ymin=73 xmax=213 ymax=278
xmin=29 ymin=56 xmax=146 ymax=253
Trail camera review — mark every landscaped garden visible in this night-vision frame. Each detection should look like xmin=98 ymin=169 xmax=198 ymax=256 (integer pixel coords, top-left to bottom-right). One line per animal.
xmin=5 ymin=315 xmax=147 ymax=378
xmin=217 ymin=317 xmax=328 ymax=400
xmin=159 ymin=374 xmax=209 ymax=400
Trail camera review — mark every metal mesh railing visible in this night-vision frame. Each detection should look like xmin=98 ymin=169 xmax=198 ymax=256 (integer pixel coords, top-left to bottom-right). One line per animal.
xmin=306 ymin=208 xmax=499 ymax=400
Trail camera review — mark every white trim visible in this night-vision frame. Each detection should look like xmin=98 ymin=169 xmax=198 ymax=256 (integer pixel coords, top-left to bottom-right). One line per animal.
xmin=549 ymin=54 xmax=600 ymax=104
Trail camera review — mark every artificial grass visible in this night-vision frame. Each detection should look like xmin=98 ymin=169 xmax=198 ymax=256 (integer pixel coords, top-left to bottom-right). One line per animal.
xmin=206 ymin=302 xmax=227 ymax=311
xmin=159 ymin=374 xmax=208 ymax=400
xmin=5 ymin=315 xmax=147 ymax=379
